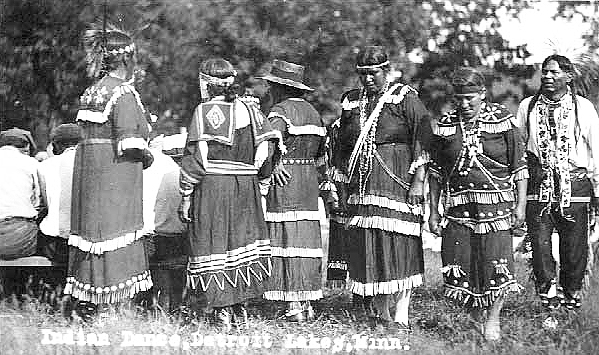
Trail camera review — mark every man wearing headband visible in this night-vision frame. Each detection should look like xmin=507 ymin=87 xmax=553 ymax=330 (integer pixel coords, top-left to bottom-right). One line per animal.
xmin=332 ymin=46 xmax=431 ymax=330
xmin=257 ymin=59 xmax=326 ymax=321
xmin=428 ymin=67 xmax=528 ymax=341
xmin=66 ymin=28 xmax=153 ymax=313
xmin=0 ymin=128 xmax=40 ymax=262
xmin=179 ymin=58 xmax=281 ymax=331
xmin=513 ymin=54 xmax=599 ymax=312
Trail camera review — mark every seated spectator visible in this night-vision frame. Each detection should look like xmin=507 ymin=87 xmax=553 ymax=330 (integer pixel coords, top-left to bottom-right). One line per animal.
xmin=37 ymin=123 xmax=82 ymax=264
xmin=0 ymin=128 xmax=40 ymax=260
xmin=0 ymin=128 xmax=40 ymax=297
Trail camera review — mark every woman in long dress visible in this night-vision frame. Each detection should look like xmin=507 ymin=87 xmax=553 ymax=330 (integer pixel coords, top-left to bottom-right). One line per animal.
xmin=66 ymin=29 xmax=154 ymax=309
xmin=428 ymin=67 xmax=528 ymax=340
xmin=333 ymin=46 xmax=430 ymax=329
xmin=259 ymin=60 xmax=327 ymax=321
xmin=179 ymin=58 xmax=280 ymax=330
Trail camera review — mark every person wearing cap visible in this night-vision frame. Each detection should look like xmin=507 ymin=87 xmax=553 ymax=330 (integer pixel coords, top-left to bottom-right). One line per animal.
xmin=332 ymin=46 xmax=430 ymax=330
xmin=37 ymin=124 xmax=82 ymax=265
xmin=65 ymin=28 xmax=153 ymax=311
xmin=179 ymin=58 xmax=281 ymax=330
xmin=512 ymin=55 xmax=599 ymax=313
xmin=0 ymin=128 xmax=40 ymax=261
xmin=428 ymin=67 xmax=528 ymax=340
xmin=258 ymin=59 xmax=326 ymax=321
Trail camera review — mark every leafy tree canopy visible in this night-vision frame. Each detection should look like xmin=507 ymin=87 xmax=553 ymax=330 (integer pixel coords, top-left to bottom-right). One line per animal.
xmin=1 ymin=0 xmax=597 ymax=146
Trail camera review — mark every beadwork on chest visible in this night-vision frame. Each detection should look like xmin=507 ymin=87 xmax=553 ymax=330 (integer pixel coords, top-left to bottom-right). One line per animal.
xmin=456 ymin=120 xmax=483 ymax=176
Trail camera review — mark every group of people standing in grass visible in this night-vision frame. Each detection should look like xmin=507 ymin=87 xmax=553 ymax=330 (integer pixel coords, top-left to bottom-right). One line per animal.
xmin=3 ymin=23 xmax=597 ymax=343
xmin=323 ymin=48 xmax=598 ymax=341
xmin=172 ymin=44 xmax=598 ymax=341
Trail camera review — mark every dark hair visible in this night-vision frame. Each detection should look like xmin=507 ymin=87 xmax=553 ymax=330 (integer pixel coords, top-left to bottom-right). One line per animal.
xmin=542 ymin=54 xmax=575 ymax=75
xmin=200 ymin=58 xmax=236 ymax=79
xmin=526 ymin=54 xmax=585 ymax=149
xmin=0 ymin=135 xmax=29 ymax=148
xmin=271 ymin=82 xmax=305 ymax=100
xmin=451 ymin=67 xmax=485 ymax=90
xmin=200 ymin=58 xmax=238 ymax=101
xmin=102 ymin=31 xmax=135 ymax=74
xmin=356 ymin=46 xmax=389 ymax=69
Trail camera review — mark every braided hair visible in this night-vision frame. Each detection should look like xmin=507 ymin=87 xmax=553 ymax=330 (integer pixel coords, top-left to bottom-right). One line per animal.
xmin=83 ymin=28 xmax=135 ymax=79
xmin=526 ymin=54 xmax=585 ymax=149
xmin=199 ymin=58 xmax=238 ymax=102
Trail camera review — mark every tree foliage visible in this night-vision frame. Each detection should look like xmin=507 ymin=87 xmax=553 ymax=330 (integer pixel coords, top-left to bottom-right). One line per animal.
xmin=1 ymin=0 xmax=596 ymax=146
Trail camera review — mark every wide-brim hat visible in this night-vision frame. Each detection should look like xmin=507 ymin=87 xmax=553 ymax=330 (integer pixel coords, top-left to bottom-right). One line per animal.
xmin=257 ymin=59 xmax=313 ymax=91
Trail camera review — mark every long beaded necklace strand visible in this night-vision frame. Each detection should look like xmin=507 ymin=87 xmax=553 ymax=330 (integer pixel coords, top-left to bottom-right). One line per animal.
xmin=456 ymin=112 xmax=483 ymax=176
xmin=357 ymin=81 xmax=389 ymax=196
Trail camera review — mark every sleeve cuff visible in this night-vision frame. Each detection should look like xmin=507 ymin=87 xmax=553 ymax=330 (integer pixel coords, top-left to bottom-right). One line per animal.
xmin=512 ymin=168 xmax=529 ymax=182
xmin=118 ymin=137 xmax=148 ymax=155
xmin=331 ymin=168 xmax=350 ymax=183
xmin=179 ymin=168 xmax=200 ymax=196
xmin=408 ymin=152 xmax=430 ymax=175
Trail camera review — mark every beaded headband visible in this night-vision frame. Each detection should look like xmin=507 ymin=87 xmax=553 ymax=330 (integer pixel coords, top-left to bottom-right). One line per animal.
xmin=356 ymin=61 xmax=390 ymax=70
xmin=453 ymin=84 xmax=485 ymax=95
xmin=199 ymin=72 xmax=236 ymax=87
xmin=107 ymin=43 xmax=136 ymax=55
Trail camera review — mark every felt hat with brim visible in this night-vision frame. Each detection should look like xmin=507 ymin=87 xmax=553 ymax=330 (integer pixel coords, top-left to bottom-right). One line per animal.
xmin=0 ymin=127 xmax=36 ymax=151
xmin=257 ymin=59 xmax=313 ymax=91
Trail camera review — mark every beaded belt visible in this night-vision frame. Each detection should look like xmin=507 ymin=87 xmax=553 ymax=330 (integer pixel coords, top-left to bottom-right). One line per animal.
xmin=282 ymin=158 xmax=315 ymax=165
xmin=81 ymin=138 xmax=112 ymax=144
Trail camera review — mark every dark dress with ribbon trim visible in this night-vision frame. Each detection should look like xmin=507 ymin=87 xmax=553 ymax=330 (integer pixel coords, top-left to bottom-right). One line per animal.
xmin=324 ymin=118 xmax=352 ymax=283
xmin=180 ymin=96 xmax=279 ymax=308
xmin=429 ymin=102 xmax=528 ymax=308
xmin=333 ymin=82 xmax=430 ymax=297
xmin=263 ymin=98 xmax=326 ymax=302
xmin=66 ymin=75 xmax=152 ymax=304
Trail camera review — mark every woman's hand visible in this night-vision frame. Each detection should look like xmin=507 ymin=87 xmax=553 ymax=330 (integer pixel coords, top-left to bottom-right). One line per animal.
xmin=429 ymin=210 xmax=443 ymax=238
xmin=407 ymin=180 xmax=425 ymax=206
xmin=141 ymin=148 xmax=154 ymax=169
xmin=178 ymin=197 xmax=192 ymax=223
xmin=272 ymin=163 xmax=291 ymax=186
xmin=512 ymin=202 xmax=526 ymax=228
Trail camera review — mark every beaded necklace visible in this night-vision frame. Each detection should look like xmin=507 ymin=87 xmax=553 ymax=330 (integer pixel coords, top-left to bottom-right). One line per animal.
xmin=456 ymin=114 xmax=483 ymax=176
xmin=357 ymin=81 xmax=389 ymax=196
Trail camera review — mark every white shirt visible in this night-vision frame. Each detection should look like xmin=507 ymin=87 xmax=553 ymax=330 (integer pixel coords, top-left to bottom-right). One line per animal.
xmin=37 ymin=147 xmax=76 ymax=237
xmin=142 ymin=148 xmax=180 ymax=234
xmin=0 ymin=146 xmax=40 ymax=220
xmin=513 ymin=94 xmax=599 ymax=195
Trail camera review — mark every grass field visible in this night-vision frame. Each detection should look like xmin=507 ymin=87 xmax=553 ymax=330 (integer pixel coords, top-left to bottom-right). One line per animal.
xmin=1 ymin=248 xmax=599 ymax=355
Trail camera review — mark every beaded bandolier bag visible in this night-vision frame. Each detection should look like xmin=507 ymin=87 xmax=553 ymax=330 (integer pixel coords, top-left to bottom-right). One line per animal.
xmin=524 ymin=88 xmax=593 ymax=215
xmin=347 ymin=82 xmax=416 ymax=197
